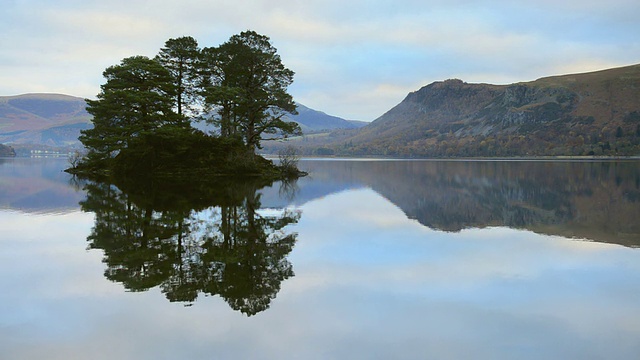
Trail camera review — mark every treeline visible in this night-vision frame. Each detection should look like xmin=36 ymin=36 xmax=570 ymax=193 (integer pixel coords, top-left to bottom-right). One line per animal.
xmin=337 ymin=128 xmax=640 ymax=158
xmin=279 ymin=113 xmax=640 ymax=158
xmin=71 ymin=30 xmax=302 ymax=178
xmin=347 ymin=117 xmax=640 ymax=158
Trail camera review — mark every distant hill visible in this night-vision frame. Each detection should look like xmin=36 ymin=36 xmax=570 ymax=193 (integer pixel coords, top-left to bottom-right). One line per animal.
xmin=286 ymin=103 xmax=366 ymax=132
xmin=0 ymin=93 xmax=359 ymax=151
xmin=0 ymin=93 xmax=92 ymax=148
xmin=331 ymin=64 xmax=640 ymax=157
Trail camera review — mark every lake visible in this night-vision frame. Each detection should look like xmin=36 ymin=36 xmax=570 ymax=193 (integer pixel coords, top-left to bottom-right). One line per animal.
xmin=1 ymin=157 xmax=640 ymax=359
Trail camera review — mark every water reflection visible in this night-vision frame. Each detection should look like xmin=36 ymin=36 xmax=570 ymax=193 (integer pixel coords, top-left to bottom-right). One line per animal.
xmin=296 ymin=160 xmax=640 ymax=247
xmin=0 ymin=158 xmax=86 ymax=214
xmin=3 ymin=159 xmax=640 ymax=359
xmin=80 ymin=176 xmax=301 ymax=315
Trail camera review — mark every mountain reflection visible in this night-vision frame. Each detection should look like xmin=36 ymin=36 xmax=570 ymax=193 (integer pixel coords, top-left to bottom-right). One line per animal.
xmin=297 ymin=160 xmax=640 ymax=247
xmin=81 ymin=176 xmax=300 ymax=316
xmin=0 ymin=158 xmax=86 ymax=214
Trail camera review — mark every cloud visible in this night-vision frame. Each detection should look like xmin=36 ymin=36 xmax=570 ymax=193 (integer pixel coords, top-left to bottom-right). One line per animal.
xmin=1 ymin=0 xmax=639 ymax=120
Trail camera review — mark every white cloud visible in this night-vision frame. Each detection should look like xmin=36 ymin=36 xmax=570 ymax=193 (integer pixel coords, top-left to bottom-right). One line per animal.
xmin=1 ymin=0 xmax=639 ymax=120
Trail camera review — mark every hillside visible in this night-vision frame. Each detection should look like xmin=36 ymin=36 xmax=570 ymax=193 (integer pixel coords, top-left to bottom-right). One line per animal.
xmin=196 ymin=102 xmax=363 ymax=135
xmin=0 ymin=93 xmax=359 ymax=152
xmin=331 ymin=64 xmax=640 ymax=157
xmin=0 ymin=93 xmax=92 ymax=148
xmin=287 ymin=103 xmax=366 ymax=132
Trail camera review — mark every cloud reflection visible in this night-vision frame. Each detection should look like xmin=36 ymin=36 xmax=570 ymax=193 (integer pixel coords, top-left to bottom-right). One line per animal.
xmin=279 ymin=188 xmax=640 ymax=359
xmin=2 ymin=180 xmax=640 ymax=359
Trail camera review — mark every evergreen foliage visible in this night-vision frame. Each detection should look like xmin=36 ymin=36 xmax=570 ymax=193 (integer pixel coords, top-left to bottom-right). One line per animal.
xmin=79 ymin=55 xmax=182 ymax=170
xmin=200 ymin=31 xmax=301 ymax=151
xmin=71 ymin=31 xmax=302 ymax=179
xmin=155 ymin=36 xmax=201 ymax=117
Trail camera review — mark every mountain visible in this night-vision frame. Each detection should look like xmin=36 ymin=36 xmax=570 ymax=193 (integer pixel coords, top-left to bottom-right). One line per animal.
xmin=0 ymin=93 xmax=92 ymax=148
xmin=286 ymin=103 xmax=366 ymax=132
xmin=195 ymin=102 xmax=363 ymax=135
xmin=0 ymin=93 xmax=360 ymax=152
xmin=335 ymin=64 xmax=640 ymax=157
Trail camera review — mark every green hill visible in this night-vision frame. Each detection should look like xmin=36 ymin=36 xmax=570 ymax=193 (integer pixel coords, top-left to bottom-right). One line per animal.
xmin=335 ymin=63 xmax=640 ymax=157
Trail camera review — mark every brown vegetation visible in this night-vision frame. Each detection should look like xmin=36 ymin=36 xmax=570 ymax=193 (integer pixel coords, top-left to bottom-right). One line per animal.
xmin=273 ymin=64 xmax=640 ymax=157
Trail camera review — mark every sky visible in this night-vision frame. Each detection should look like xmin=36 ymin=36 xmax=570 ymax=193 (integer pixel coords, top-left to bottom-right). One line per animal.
xmin=2 ymin=0 xmax=639 ymax=121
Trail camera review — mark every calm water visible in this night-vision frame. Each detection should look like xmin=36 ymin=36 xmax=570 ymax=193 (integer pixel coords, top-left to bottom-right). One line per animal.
xmin=1 ymin=157 xmax=640 ymax=359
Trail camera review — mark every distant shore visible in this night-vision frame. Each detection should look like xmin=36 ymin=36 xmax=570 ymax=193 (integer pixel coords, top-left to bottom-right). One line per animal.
xmin=264 ymin=154 xmax=640 ymax=161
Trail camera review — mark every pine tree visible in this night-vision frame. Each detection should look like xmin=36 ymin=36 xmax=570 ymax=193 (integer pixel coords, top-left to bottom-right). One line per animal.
xmin=80 ymin=56 xmax=181 ymax=167
xmin=155 ymin=36 xmax=201 ymax=117
xmin=201 ymin=31 xmax=301 ymax=154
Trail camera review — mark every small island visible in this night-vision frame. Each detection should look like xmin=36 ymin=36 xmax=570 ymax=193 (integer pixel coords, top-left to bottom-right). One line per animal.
xmin=68 ymin=31 xmax=305 ymax=181
xmin=0 ymin=144 xmax=16 ymax=157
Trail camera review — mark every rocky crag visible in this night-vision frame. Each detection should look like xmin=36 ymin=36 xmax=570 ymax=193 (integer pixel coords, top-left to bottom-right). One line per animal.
xmin=335 ymin=64 xmax=640 ymax=157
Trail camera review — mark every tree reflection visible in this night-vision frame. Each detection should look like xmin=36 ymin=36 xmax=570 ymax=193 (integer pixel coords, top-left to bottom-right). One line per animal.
xmin=81 ymin=177 xmax=300 ymax=316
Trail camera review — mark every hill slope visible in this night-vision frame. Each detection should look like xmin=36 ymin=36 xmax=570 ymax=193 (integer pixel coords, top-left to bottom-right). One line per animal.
xmin=0 ymin=94 xmax=359 ymax=150
xmin=339 ymin=64 xmax=640 ymax=157
xmin=0 ymin=93 xmax=92 ymax=148
xmin=287 ymin=103 xmax=366 ymax=132
xmin=197 ymin=102 xmax=364 ymax=135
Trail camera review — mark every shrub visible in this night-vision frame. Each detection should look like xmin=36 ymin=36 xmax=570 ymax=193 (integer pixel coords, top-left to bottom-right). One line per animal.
xmin=278 ymin=146 xmax=304 ymax=178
